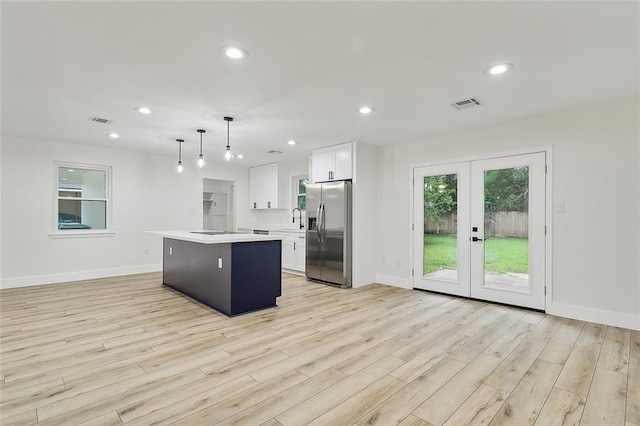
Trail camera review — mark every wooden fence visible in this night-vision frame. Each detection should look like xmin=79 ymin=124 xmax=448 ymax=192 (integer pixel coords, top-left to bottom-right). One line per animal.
xmin=425 ymin=211 xmax=528 ymax=237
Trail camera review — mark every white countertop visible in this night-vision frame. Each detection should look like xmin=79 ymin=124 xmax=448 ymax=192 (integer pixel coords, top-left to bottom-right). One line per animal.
xmin=147 ymin=230 xmax=283 ymax=244
xmin=237 ymin=225 xmax=305 ymax=234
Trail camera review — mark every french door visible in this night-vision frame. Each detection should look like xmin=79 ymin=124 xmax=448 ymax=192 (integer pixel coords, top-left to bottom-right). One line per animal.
xmin=413 ymin=152 xmax=546 ymax=310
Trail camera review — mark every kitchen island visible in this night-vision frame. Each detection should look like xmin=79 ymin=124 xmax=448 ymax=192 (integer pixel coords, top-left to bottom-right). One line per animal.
xmin=148 ymin=231 xmax=282 ymax=317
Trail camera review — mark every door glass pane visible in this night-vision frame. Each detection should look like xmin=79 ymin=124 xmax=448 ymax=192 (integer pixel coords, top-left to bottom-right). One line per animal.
xmin=483 ymin=166 xmax=529 ymax=292
xmin=423 ymin=174 xmax=458 ymax=281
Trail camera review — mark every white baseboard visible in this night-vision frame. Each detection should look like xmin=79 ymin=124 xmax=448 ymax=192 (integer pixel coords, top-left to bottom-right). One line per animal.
xmin=0 ymin=264 xmax=162 ymax=289
xmin=376 ymin=274 xmax=412 ymax=290
xmin=547 ymin=302 xmax=640 ymax=331
xmin=282 ymin=268 xmax=305 ymax=277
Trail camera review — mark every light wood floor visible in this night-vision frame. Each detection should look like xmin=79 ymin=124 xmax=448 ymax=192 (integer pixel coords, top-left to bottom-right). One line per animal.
xmin=1 ymin=272 xmax=638 ymax=425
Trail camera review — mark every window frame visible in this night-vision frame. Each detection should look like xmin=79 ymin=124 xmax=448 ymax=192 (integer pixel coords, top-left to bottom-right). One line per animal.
xmin=50 ymin=161 xmax=114 ymax=238
xmin=292 ymin=174 xmax=308 ymax=211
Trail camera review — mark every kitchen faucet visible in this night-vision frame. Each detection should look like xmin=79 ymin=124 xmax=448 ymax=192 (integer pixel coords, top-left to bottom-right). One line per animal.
xmin=292 ymin=208 xmax=304 ymax=229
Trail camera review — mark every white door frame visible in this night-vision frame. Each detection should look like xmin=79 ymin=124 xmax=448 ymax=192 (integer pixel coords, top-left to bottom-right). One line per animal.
xmin=410 ymin=147 xmax=553 ymax=311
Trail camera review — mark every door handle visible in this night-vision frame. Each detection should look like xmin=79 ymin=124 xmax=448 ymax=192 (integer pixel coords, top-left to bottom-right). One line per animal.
xmin=472 ymin=237 xmax=484 ymax=242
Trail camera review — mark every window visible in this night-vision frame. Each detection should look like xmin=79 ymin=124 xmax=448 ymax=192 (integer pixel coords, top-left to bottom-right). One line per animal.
xmin=53 ymin=162 xmax=113 ymax=237
xmin=293 ymin=175 xmax=308 ymax=210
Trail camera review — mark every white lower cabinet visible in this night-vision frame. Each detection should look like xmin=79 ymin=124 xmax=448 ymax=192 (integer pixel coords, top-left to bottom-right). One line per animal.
xmin=281 ymin=239 xmax=295 ymax=270
xmin=272 ymin=231 xmax=305 ymax=273
xmin=293 ymin=235 xmax=306 ymax=271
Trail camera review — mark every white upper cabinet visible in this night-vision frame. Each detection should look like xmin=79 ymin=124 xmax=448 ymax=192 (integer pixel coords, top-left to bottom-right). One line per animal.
xmin=310 ymin=142 xmax=352 ymax=183
xmin=333 ymin=144 xmax=353 ymax=180
xmin=248 ymin=167 xmax=261 ymax=209
xmin=311 ymin=150 xmax=333 ymax=183
xmin=249 ymin=163 xmax=289 ymax=209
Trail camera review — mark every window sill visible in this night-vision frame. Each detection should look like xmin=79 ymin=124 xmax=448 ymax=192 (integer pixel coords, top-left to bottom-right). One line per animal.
xmin=49 ymin=231 xmax=116 ymax=239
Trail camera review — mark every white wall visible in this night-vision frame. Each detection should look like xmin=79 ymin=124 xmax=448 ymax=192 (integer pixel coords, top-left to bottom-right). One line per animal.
xmin=0 ymin=135 xmax=254 ymax=287
xmin=376 ymin=97 xmax=640 ymax=329
xmin=352 ymin=141 xmax=378 ymax=287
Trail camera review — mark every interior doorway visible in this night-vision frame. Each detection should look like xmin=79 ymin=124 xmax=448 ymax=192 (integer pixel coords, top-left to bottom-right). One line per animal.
xmin=412 ymin=152 xmax=547 ymax=310
xmin=203 ymin=178 xmax=235 ymax=231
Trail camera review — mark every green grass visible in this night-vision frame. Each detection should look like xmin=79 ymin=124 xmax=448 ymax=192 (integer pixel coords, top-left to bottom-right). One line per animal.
xmin=423 ymin=234 xmax=528 ymax=275
xmin=423 ymin=234 xmax=458 ymax=274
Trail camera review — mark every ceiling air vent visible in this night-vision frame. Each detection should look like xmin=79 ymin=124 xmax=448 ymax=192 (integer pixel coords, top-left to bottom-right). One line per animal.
xmin=267 ymin=150 xmax=283 ymax=154
xmin=452 ymin=98 xmax=481 ymax=110
xmin=90 ymin=116 xmax=112 ymax=124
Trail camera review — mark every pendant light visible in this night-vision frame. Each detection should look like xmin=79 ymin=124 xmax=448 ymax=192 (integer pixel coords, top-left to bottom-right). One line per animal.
xmin=197 ymin=129 xmax=206 ymax=168
xmin=224 ymin=116 xmax=233 ymax=162
xmin=176 ymin=139 xmax=184 ymax=173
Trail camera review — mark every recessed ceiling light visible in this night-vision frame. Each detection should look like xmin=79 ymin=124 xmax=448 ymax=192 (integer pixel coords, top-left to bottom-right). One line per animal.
xmin=136 ymin=107 xmax=153 ymax=114
xmin=486 ymin=63 xmax=513 ymax=75
xmin=287 ymin=140 xmax=296 ymax=146
xmin=222 ymin=46 xmax=248 ymax=60
xmin=67 ymin=169 xmax=74 ymax=172
xmin=108 ymin=133 xmax=120 ymax=139
xmin=237 ymin=154 xmax=245 ymax=159
xmin=358 ymin=106 xmax=374 ymax=115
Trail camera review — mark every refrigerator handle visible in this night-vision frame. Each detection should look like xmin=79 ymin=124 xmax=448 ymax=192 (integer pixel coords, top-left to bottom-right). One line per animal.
xmin=316 ymin=202 xmax=322 ymax=243
xmin=320 ymin=203 xmax=326 ymax=243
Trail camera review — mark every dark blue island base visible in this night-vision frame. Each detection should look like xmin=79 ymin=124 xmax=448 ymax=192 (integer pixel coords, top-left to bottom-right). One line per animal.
xmin=162 ymin=238 xmax=282 ymax=317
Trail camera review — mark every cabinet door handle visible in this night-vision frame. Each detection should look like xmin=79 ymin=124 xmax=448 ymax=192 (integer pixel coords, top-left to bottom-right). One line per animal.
xmin=267 ymin=201 xmax=271 ymax=208
xmin=293 ymin=242 xmax=296 ymax=250
xmin=253 ymin=202 xmax=257 ymax=208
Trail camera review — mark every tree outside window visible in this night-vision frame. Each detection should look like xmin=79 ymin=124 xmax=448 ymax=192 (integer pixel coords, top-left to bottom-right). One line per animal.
xmin=294 ymin=176 xmax=308 ymax=210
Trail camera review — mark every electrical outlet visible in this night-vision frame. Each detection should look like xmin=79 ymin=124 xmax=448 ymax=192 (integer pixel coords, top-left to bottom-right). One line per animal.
xmin=218 ymin=258 xmax=223 ymax=269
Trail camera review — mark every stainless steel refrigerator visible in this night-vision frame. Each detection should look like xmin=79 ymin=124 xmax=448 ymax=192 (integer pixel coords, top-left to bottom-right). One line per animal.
xmin=306 ymin=181 xmax=352 ymax=288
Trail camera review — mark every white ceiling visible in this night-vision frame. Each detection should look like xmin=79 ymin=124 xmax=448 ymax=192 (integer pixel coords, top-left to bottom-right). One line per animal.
xmin=2 ymin=1 xmax=638 ymax=167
